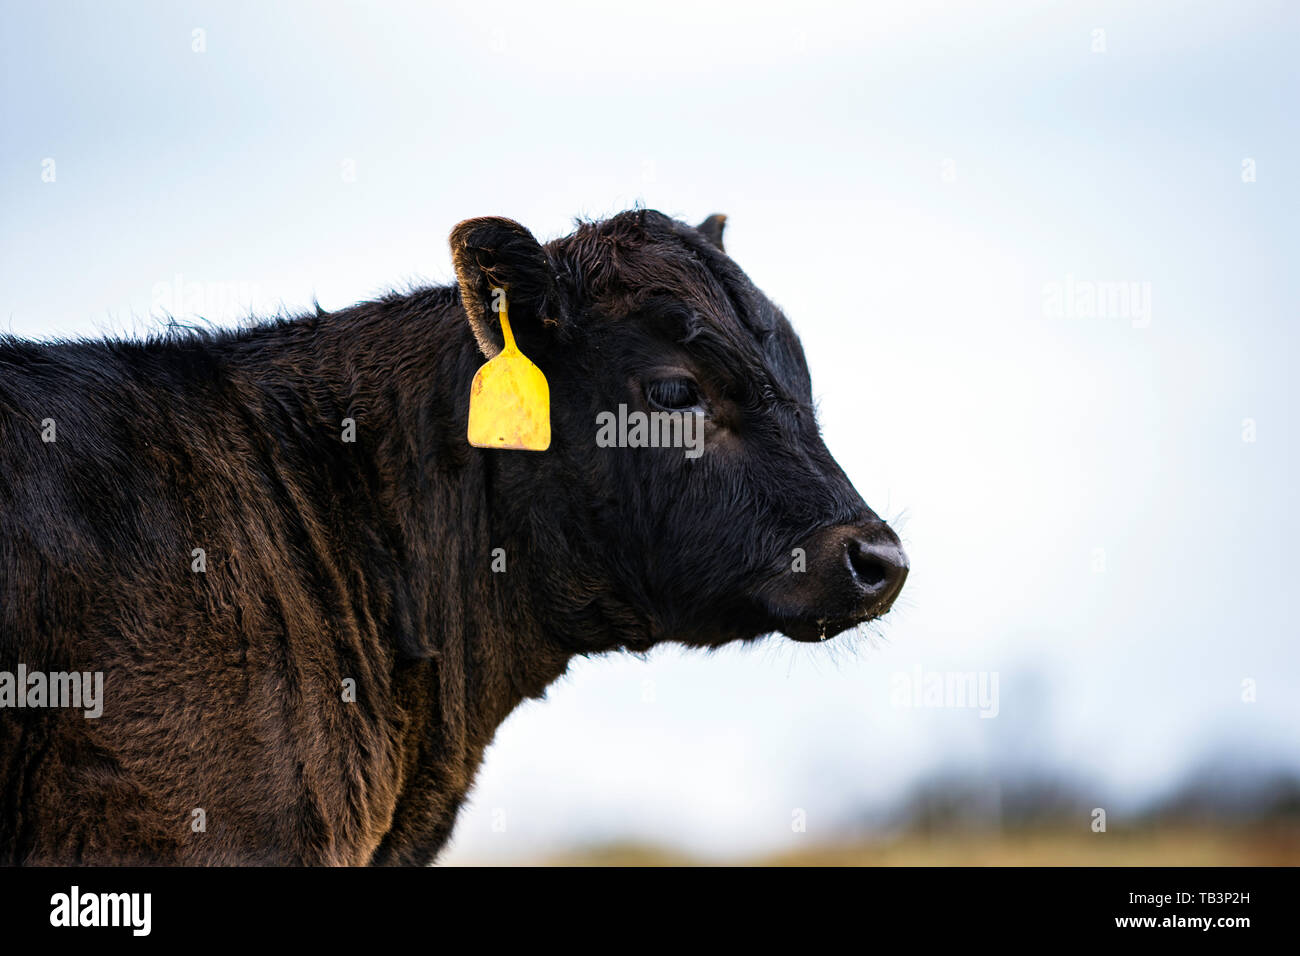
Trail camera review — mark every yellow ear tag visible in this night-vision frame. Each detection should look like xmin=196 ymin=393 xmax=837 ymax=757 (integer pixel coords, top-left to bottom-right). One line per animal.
xmin=466 ymin=291 xmax=551 ymax=451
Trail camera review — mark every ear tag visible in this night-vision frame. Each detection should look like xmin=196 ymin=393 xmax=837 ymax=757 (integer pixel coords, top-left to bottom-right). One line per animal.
xmin=467 ymin=290 xmax=551 ymax=451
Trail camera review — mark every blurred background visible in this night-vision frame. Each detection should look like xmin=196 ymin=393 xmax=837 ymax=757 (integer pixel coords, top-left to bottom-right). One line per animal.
xmin=2 ymin=0 xmax=1296 ymax=864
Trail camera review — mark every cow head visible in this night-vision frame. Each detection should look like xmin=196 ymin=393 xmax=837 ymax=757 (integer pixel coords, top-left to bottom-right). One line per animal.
xmin=450 ymin=210 xmax=906 ymax=651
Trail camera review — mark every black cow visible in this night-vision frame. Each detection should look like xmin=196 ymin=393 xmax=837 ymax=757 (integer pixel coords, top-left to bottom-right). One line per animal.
xmin=0 ymin=210 xmax=906 ymax=865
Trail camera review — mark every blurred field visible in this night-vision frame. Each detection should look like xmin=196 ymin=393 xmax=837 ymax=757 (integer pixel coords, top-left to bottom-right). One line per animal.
xmin=513 ymin=825 xmax=1299 ymax=866
xmin=453 ymin=766 xmax=1300 ymax=866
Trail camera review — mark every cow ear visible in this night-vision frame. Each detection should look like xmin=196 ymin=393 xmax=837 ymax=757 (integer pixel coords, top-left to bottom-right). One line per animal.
xmin=450 ymin=217 xmax=558 ymax=359
xmin=696 ymin=213 xmax=727 ymax=252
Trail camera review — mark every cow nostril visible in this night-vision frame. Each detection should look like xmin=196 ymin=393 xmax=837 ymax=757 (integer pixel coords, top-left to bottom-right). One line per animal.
xmin=846 ymin=536 xmax=908 ymax=610
xmin=848 ymin=545 xmax=889 ymax=590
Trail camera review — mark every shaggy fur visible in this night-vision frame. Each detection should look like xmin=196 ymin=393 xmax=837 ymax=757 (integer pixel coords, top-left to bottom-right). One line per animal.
xmin=0 ymin=210 xmax=904 ymax=865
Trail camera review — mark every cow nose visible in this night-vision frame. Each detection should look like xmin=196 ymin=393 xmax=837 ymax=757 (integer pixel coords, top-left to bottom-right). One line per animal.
xmin=845 ymin=535 xmax=909 ymax=614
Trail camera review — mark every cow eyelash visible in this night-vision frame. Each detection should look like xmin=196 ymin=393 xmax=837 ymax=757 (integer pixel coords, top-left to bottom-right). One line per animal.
xmin=645 ymin=377 xmax=703 ymax=413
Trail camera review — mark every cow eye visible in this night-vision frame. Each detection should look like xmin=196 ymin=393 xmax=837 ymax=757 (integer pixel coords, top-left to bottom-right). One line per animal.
xmin=645 ymin=376 xmax=702 ymax=412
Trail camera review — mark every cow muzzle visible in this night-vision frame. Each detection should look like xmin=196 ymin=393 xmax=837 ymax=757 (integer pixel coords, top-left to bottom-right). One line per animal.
xmin=760 ymin=522 xmax=909 ymax=642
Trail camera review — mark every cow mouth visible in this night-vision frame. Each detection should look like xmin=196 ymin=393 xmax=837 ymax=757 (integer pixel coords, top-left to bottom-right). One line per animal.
xmin=750 ymin=585 xmax=901 ymax=643
xmin=772 ymin=613 xmax=873 ymax=643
